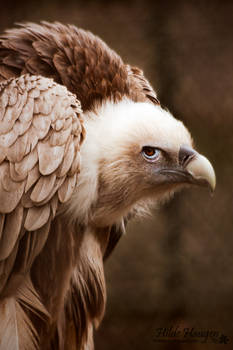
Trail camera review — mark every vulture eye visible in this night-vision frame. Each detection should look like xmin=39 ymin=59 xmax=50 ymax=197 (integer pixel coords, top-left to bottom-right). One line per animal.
xmin=142 ymin=146 xmax=160 ymax=161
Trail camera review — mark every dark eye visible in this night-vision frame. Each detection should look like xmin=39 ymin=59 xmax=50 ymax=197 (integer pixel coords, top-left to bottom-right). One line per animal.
xmin=142 ymin=146 xmax=160 ymax=161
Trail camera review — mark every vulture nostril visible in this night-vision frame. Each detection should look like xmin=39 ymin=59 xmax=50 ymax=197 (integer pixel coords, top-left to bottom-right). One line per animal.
xmin=179 ymin=145 xmax=196 ymax=167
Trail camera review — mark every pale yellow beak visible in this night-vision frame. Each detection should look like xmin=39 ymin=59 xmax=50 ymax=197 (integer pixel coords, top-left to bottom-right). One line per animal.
xmin=186 ymin=153 xmax=216 ymax=192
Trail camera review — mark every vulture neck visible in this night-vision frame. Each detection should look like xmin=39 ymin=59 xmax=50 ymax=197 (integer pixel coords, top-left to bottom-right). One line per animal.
xmin=66 ymin=99 xmax=155 ymax=228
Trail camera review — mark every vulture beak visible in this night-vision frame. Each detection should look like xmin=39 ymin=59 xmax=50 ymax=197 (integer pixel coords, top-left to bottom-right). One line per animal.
xmin=159 ymin=145 xmax=216 ymax=192
xmin=178 ymin=145 xmax=216 ymax=192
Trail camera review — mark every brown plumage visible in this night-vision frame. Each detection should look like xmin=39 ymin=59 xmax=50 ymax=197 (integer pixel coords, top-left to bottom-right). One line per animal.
xmin=0 ymin=22 xmax=216 ymax=350
xmin=0 ymin=21 xmax=159 ymax=111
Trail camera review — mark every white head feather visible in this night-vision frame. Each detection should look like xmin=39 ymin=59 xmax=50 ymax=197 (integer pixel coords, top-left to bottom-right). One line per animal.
xmin=68 ymin=99 xmax=192 ymax=226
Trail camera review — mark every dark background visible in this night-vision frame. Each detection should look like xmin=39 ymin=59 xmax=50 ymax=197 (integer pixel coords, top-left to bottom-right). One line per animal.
xmin=1 ymin=1 xmax=233 ymax=349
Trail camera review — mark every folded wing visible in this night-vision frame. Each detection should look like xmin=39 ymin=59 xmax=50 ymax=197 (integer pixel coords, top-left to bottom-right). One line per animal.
xmin=0 ymin=74 xmax=84 ymax=293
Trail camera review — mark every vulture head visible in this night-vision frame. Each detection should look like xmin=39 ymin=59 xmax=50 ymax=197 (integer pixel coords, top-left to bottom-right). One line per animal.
xmin=72 ymin=99 xmax=215 ymax=227
xmin=0 ymin=21 xmax=216 ymax=350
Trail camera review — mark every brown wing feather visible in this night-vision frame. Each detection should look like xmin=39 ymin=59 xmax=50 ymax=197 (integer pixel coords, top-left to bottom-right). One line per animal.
xmin=126 ymin=65 xmax=160 ymax=105
xmin=0 ymin=22 xmax=159 ymax=112
xmin=0 ymin=74 xmax=84 ymax=349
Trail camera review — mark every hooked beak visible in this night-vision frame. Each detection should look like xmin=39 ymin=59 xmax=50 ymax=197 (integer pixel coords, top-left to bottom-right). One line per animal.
xmin=159 ymin=145 xmax=216 ymax=192
xmin=179 ymin=145 xmax=216 ymax=192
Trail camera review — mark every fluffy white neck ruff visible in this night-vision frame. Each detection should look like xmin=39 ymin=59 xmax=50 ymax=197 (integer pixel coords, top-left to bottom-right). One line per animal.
xmin=66 ymin=98 xmax=190 ymax=226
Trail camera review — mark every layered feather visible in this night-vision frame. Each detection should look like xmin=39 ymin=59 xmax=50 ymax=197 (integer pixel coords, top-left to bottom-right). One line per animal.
xmin=0 ymin=22 xmax=159 ymax=112
xmin=0 ymin=74 xmax=84 ymax=349
xmin=0 ymin=276 xmax=48 ymax=350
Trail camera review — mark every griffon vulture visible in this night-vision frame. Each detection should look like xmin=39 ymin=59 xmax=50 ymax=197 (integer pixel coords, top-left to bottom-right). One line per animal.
xmin=0 ymin=22 xmax=215 ymax=350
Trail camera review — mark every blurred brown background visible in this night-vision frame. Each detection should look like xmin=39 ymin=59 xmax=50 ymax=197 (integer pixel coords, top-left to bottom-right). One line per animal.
xmin=1 ymin=0 xmax=233 ymax=349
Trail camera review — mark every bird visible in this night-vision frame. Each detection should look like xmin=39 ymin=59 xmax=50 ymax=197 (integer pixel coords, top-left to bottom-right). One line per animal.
xmin=0 ymin=22 xmax=216 ymax=350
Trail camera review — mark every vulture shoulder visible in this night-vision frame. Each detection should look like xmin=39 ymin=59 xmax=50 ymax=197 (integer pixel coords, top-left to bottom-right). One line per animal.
xmin=0 ymin=21 xmax=159 ymax=110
